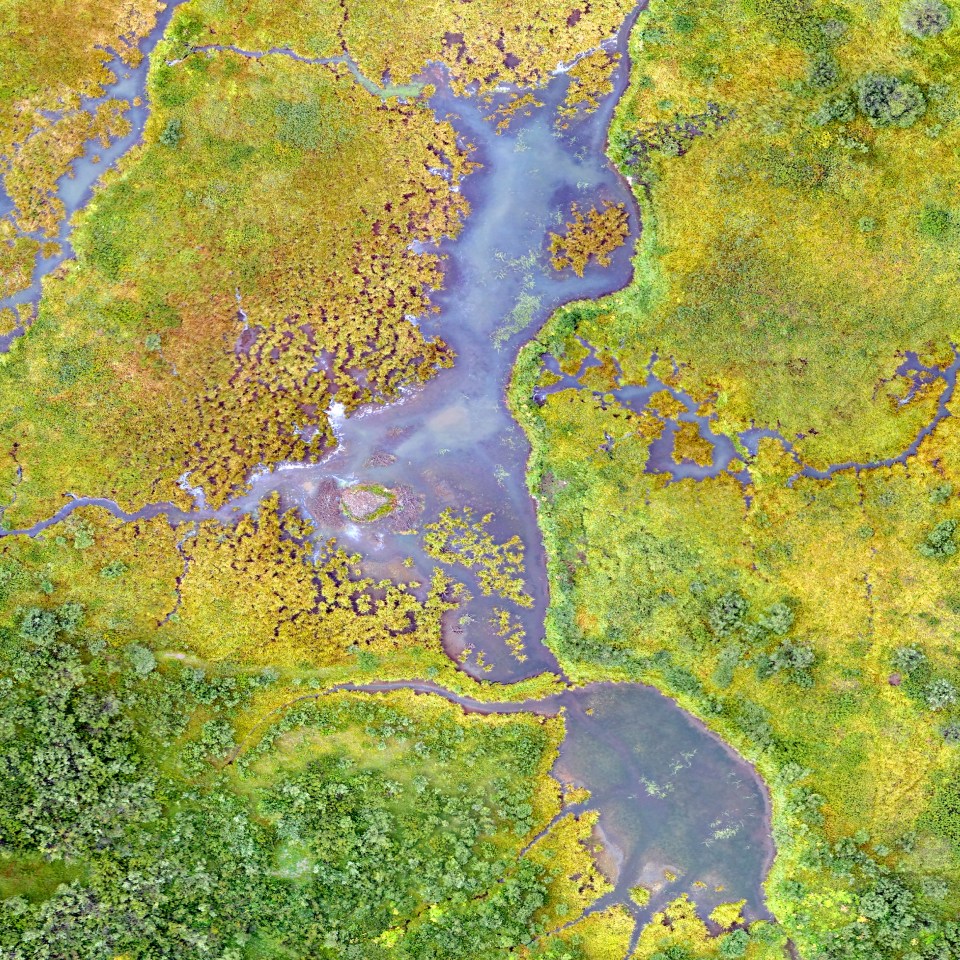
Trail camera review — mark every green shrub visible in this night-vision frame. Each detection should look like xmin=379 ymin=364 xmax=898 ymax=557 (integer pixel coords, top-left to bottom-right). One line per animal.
xmin=923 ymin=765 xmax=960 ymax=850
xmin=808 ymin=56 xmax=839 ymax=90
xmin=126 ymin=644 xmax=157 ymax=677
xmin=760 ymin=601 xmax=794 ymax=635
xmin=809 ymin=92 xmax=856 ymax=125
xmin=856 ymin=73 xmax=926 ymax=127
xmin=924 ymin=678 xmax=958 ymax=710
xmin=718 ymin=929 xmax=750 ymax=958
xmin=275 ymin=101 xmax=322 ymax=150
xmin=931 ymin=482 xmax=954 ymax=504
xmin=942 ymin=721 xmax=960 ymax=743
xmin=159 ymin=117 xmax=183 ymax=147
xmin=99 ymin=560 xmax=128 ymax=579
xmin=901 ymin=0 xmax=953 ymax=36
xmin=919 ymin=206 xmax=953 ymax=240
xmin=919 ymin=518 xmax=958 ymax=558
xmin=708 ymin=591 xmax=748 ymax=637
xmin=921 ymin=876 xmax=949 ymax=900
xmin=892 ymin=645 xmax=927 ymax=673
xmin=712 ymin=644 xmax=743 ymax=688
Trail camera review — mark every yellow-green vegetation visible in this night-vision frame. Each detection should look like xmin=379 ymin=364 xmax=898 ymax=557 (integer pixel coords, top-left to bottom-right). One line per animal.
xmin=424 ymin=507 xmax=534 ymax=607
xmin=185 ymin=0 xmax=636 ymax=95
xmin=4 ymin=99 xmax=131 ymax=236
xmin=171 ymin=496 xmax=459 ymax=667
xmin=529 ymin=906 xmax=637 ymax=960
xmin=492 ymin=605 xmax=529 ymax=661
xmin=673 ymin=421 xmax=715 ymax=467
xmin=605 ymin=0 xmax=960 ymax=467
xmin=559 ymin=49 xmax=622 ymax=122
xmin=0 ymin=39 xmax=469 ymax=523
xmin=630 ymin=884 xmax=652 ymax=907
xmin=0 ymin=495 xmax=565 ymax=706
xmin=492 ymin=93 xmax=546 ymax=133
xmin=510 ymin=0 xmax=960 ymax=954
xmin=709 ymin=900 xmax=746 ymax=929
xmin=0 ymin=228 xmax=40 ymax=300
xmin=549 ymin=202 xmax=630 ymax=276
xmin=0 ymin=0 xmax=160 ymax=159
xmin=524 ymin=812 xmax=614 ymax=926
xmin=0 ymin=506 xmax=183 ymax=633
xmin=515 ymin=301 xmax=960 ymax=955
xmin=0 ymin=0 xmax=163 ymax=297
xmin=631 ymin=897 xmax=784 ymax=959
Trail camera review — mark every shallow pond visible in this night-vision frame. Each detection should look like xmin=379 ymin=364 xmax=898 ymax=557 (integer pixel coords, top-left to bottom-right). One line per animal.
xmin=322 ymin=678 xmax=774 ymax=944
xmin=0 ymin=2 xmax=778 ymax=942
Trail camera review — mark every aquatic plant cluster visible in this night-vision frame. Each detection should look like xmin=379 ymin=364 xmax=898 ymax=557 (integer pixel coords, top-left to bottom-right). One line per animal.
xmin=549 ymin=201 xmax=631 ymax=277
xmin=510 ymin=0 xmax=960 ymax=955
xmin=0 ymin=0 xmax=958 ymax=957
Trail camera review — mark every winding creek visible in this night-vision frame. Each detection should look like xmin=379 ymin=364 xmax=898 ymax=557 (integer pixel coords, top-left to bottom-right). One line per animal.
xmin=540 ymin=338 xmax=960 ymax=488
xmin=226 ymin=677 xmax=774 ymax=946
xmin=15 ymin=1 xmax=930 ymax=947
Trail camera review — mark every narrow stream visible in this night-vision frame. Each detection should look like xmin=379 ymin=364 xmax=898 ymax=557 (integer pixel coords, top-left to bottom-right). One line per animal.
xmin=0 ymin=4 xmax=780 ymax=947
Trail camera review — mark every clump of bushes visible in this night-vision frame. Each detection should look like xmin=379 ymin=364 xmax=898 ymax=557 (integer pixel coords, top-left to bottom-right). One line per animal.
xmin=755 ymin=640 xmax=816 ymax=687
xmin=718 ymin=930 xmax=750 ymax=958
xmin=856 ymin=73 xmax=926 ymax=127
xmin=924 ymin=678 xmax=958 ymax=710
xmin=708 ymin=591 xmax=748 ymax=637
xmin=942 ymin=721 xmax=960 ymax=743
xmin=919 ymin=206 xmax=953 ymax=240
xmin=901 ymin=0 xmax=953 ymax=37
xmin=892 ymin=645 xmax=926 ymax=674
xmin=920 ymin=518 xmax=958 ymax=558
xmin=705 ymin=593 xmax=812 ymax=685
xmin=159 ymin=117 xmax=182 ymax=147
xmin=808 ymin=56 xmax=839 ymax=90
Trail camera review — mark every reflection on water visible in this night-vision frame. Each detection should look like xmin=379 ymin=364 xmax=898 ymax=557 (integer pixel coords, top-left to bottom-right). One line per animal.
xmin=557 ymin=684 xmax=772 ymax=933
xmin=1 ymin=3 xmax=778 ymax=940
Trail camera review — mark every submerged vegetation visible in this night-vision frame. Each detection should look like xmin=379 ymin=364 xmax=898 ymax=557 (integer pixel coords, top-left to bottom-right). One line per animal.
xmin=549 ymin=202 xmax=631 ymax=277
xmin=423 ymin=508 xmax=533 ymax=608
xmin=1 ymin=0 xmax=958 ymax=955
xmin=512 ymin=0 xmax=960 ymax=954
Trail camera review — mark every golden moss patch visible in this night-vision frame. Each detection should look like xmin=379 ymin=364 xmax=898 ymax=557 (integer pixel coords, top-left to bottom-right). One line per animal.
xmin=549 ymin=201 xmax=630 ymax=277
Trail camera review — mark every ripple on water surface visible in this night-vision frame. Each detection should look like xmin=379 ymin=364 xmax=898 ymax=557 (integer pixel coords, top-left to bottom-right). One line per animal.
xmin=557 ymin=684 xmax=773 ymax=931
xmin=1 ymin=2 xmax=778 ymax=938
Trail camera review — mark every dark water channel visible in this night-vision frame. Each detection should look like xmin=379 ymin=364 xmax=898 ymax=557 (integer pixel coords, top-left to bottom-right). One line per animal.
xmin=0 ymin=3 xmax=778 ymax=944
xmin=541 ymin=338 xmax=960 ymax=489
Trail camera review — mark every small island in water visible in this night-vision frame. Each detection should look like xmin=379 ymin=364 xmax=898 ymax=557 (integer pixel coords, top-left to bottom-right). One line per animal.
xmin=0 ymin=1 xmax=957 ymax=958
